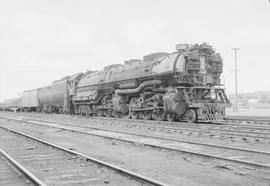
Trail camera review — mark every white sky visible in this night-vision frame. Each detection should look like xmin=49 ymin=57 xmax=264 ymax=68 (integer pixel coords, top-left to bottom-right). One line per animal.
xmin=0 ymin=0 xmax=270 ymax=101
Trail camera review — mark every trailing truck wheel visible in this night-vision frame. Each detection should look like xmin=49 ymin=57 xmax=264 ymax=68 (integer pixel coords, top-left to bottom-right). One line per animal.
xmin=186 ymin=109 xmax=198 ymax=123
xmin=167 ymin=113 xmax=176 ymax=122
xmin=142 ymin=111 xmax=152 ymax=120
xmin=152 ymin=111 xmax=166 ymax=121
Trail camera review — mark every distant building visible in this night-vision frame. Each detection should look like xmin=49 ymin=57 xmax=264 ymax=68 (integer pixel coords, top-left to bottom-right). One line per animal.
xmin=248 ymin=98 xmax=258 ymax=104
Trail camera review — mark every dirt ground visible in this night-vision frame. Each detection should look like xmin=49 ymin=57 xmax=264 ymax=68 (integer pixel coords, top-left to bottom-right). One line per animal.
xmin=3 ymin=112 xmax=270 ymax=153
xmin=1 ymin=112 xmax=270 ymax=186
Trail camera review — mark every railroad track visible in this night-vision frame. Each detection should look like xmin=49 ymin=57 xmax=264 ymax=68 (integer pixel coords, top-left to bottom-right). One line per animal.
xmin=225 ymin=116 xmax=270 ymax=125
xmin=3 ymin=112 xmax=270 ymax=132
xmin=89 ymin=120 xmax=270 ymax=141
xmin=88 ymin=116 xmax=270 ymax=141
xmin=3 ymin=114 xmax=270 ymax=141
xmin=91 ymin=114 xmax=270 ymax=127
xmin=97 ymin=115 xmax=270 ymax=130
xmin=2 ymin=112 xmax=270 ymax=127
xmin=0 ymin=123 xmax=165 ymax=186
xmin=221 ymin=119 xmax=270 ymax=127
xmin=1 ymin=116 xmax=270 ymax=171
xmin=0 ymin=149 xmax=45 ymax=186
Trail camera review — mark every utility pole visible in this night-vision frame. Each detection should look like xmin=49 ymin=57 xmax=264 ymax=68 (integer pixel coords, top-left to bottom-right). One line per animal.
xmin=232 ymin=48 xmax=239 ymax=112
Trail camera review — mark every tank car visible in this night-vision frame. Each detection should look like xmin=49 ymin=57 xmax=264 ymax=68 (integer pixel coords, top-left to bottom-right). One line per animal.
xmin=71 ymin=43 xmax=230 ymax=123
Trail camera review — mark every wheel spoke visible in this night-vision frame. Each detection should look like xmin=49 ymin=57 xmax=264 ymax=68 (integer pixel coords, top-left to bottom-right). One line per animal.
xmin=152 ymin=111 xmax=166 ymax=121
xmin=142 ymin=111 xmax=152 ymax=120
xmin=104 ymin=109 xmax=112 ymax=117
xmin=167 ymin=113 xmax=176 ymax=122
xmin=97 ymin=109 xmax=104 ymax=117
xmin=131 ymin=112 xmax=139 ymax=119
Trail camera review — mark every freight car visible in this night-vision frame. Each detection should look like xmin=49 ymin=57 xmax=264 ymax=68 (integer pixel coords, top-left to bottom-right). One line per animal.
xmin=71 ymin=43 xmax=230 ymax=122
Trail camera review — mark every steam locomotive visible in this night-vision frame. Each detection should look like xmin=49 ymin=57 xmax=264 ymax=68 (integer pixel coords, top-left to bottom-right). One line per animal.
xmin=18 ymin=43 xmax=230 ymax=123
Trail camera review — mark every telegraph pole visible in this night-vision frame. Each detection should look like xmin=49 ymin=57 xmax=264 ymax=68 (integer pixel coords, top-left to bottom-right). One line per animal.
xmin=232 ymin=48 xmax=239 ymax=112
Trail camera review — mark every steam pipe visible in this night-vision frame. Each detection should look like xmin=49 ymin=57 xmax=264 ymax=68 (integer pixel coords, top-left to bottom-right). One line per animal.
xmin=115 ymin=80 xmax=162 ymax=95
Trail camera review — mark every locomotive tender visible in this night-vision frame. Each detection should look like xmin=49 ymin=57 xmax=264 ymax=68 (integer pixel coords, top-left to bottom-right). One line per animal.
xmin=19 ymin=43 xmax=230 ymax=123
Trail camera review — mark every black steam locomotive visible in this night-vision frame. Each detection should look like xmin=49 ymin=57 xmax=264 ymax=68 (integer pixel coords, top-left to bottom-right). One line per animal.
xmin=17 ymin=43 xmax=230 ymax=123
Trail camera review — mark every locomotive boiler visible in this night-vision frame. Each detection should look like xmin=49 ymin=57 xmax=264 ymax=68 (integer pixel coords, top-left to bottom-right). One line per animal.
xmin=71 ymin=43 xmax=230 ymax=122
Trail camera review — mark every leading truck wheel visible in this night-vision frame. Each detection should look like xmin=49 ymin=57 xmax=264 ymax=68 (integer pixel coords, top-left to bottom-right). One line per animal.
xmin=186 ymin=109 xmax=198 ymax=123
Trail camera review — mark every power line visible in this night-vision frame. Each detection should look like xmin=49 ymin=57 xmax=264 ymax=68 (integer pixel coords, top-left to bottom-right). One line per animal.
xmin=231 ymin=48 xmax=239 ymax=112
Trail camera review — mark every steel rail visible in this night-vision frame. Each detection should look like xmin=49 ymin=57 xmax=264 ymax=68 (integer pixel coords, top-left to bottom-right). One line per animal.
xmin=92 ymin=116 xmax=270 ymax=135
xmin=219 ymin=132 xmax=270 ymax=140
xmin=2 ymin=115 xmax=270 ymax=141
xmin=213 ymin=122 xmax=270 ymax=130
xmin=84 ymin=117 xmax=270 ymax=139
xmin=209 ymin=128 xmax=270 ymax=136
xmin=7 ymin=113 xmax=270 ymax=132
xmin=91 ymin=115 xmax=270 ymax=126
xmin=2 ymin=112 xmax=270 ymax=126
xmin=90 ymin=117 xmax=270 ymax=134
xmin=2 ymin=115 xmax=270 ymax=155
xmin=0 ymin=125 xmax=167 ymax=186
xmin=1 ymin=117 xmax=270 ymax=170
xmin=225 ymin=116 xmax=270 ymax=123
xmin=0 ymin=149 xmax=47 ymax=186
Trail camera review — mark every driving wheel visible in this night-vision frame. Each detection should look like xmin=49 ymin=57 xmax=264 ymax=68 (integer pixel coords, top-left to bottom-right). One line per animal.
xmin=152 ymin=111 xmax=166 ymax=121
xmin=186 ymin=109 xmax=198 ymax=123
xmin=142 ymin=111 xmax=152 ymax=120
